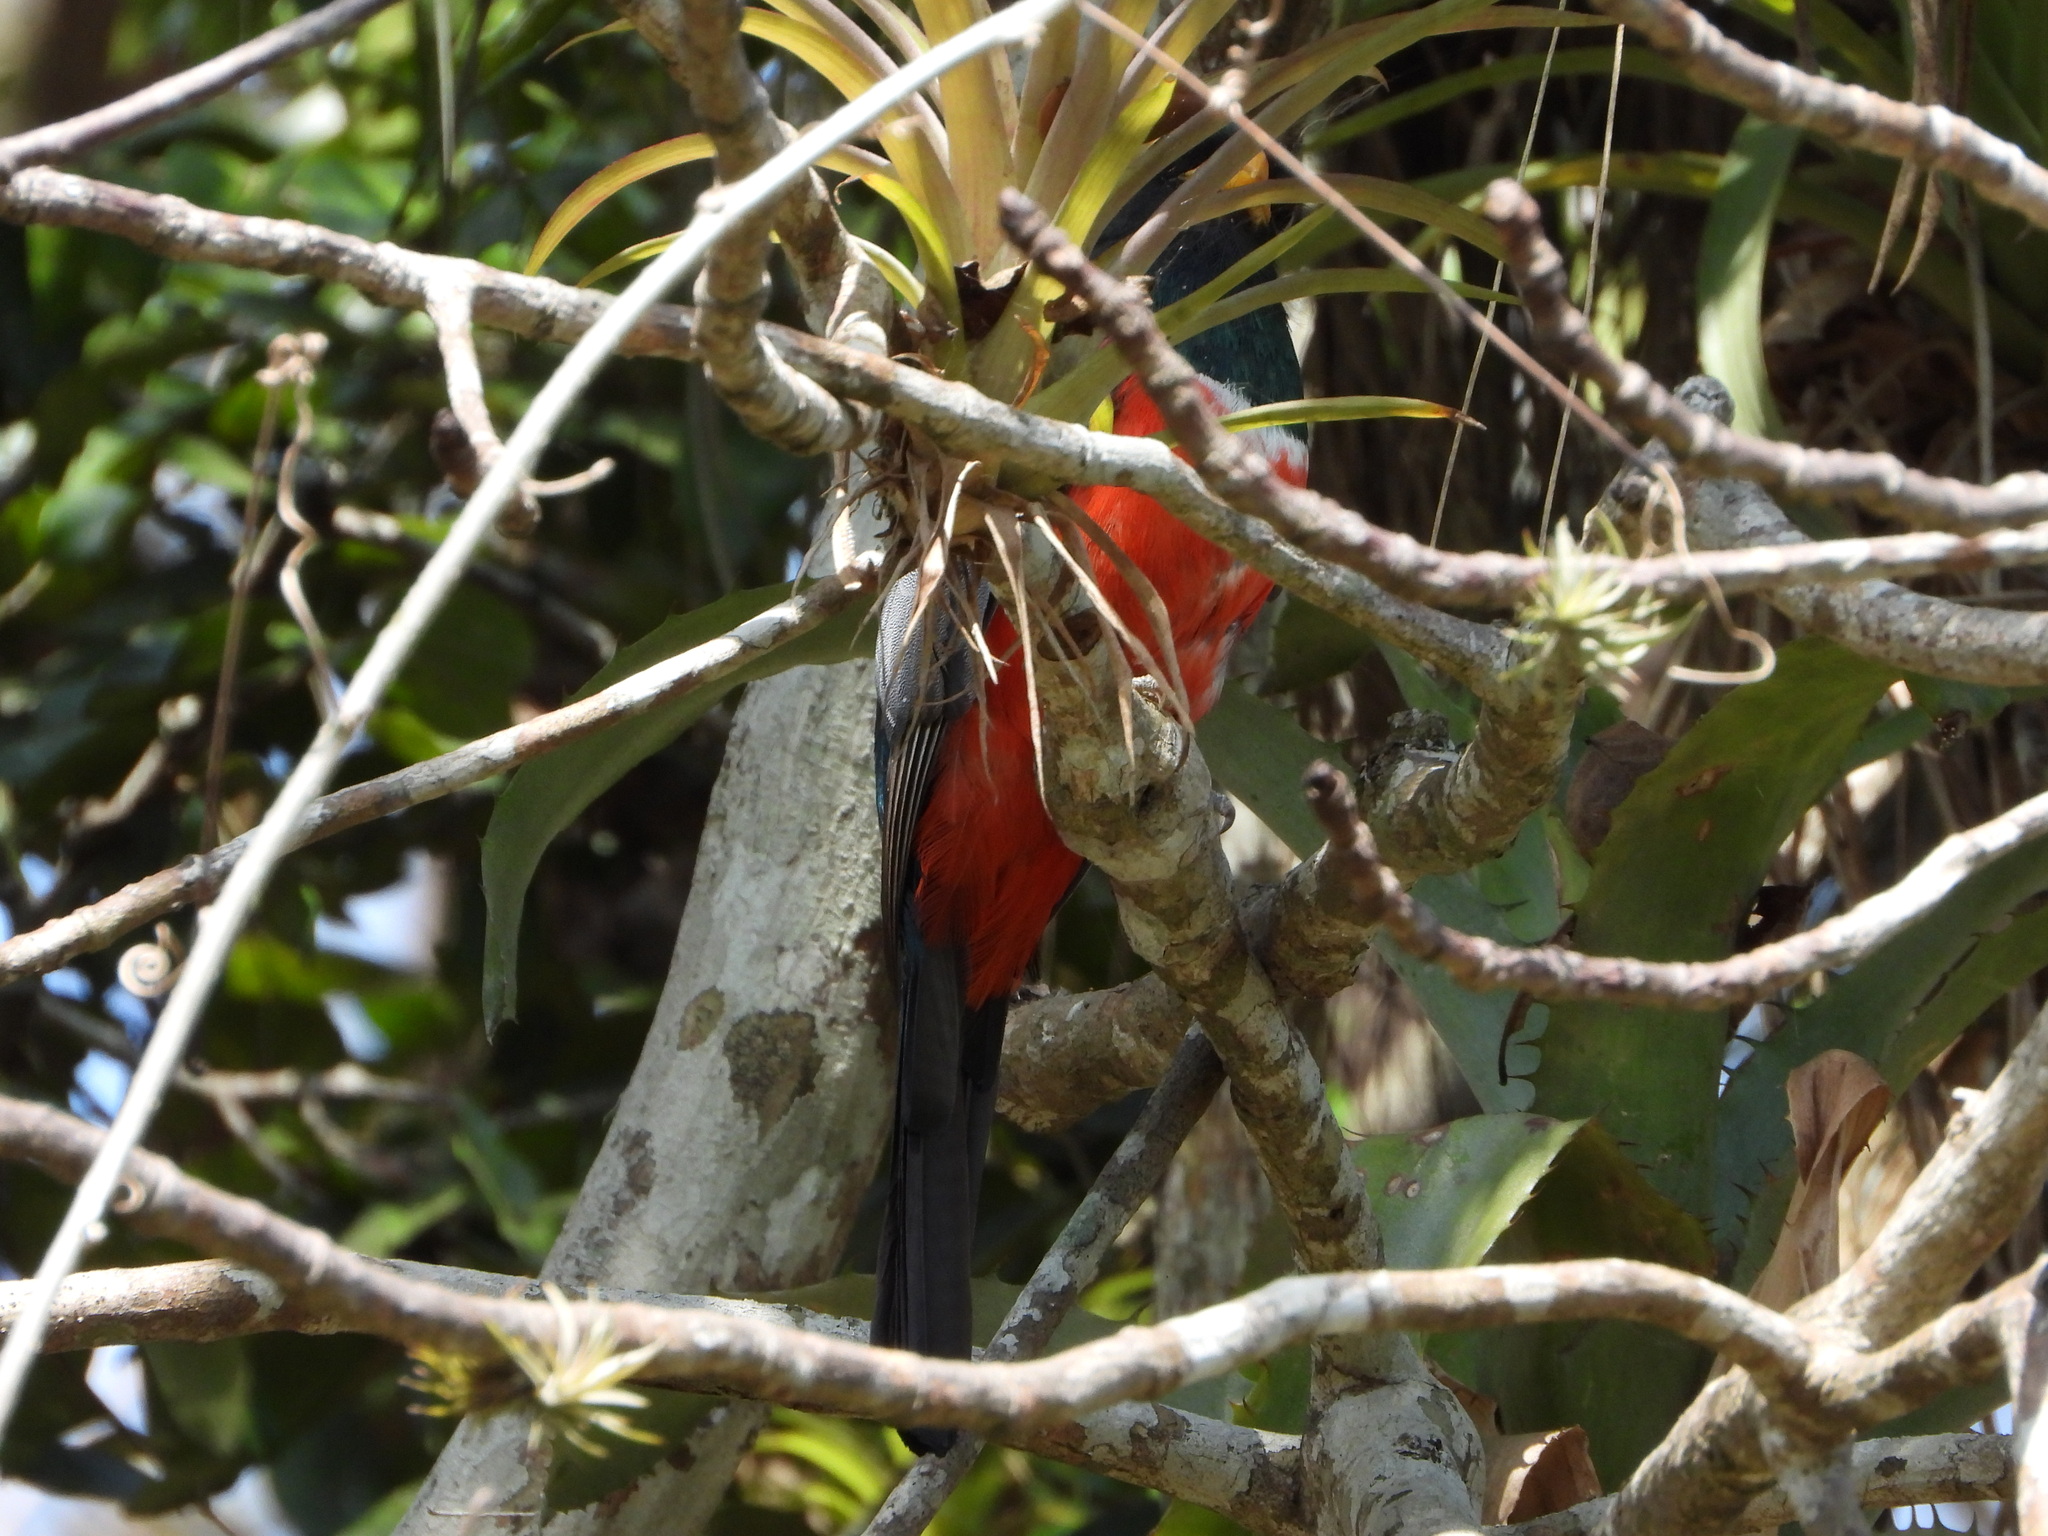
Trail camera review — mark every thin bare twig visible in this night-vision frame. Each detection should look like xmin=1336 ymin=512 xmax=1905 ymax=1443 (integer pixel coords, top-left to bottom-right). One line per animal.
xmin=1482 ymin=178 xmax=2048 ymax=528
xmin=1303 ymin=759 xmax=2048 ymax=1011
xmin=866 ymin=1029 xmax=1224 ymax=1533
xmin=424 ymin=271 xmax=540 ymax=535
xmin=265 ymin=333 xmax=343 ymax=717
xmin=201 ymin=351 xmax=289 ymax=851
xmin=0 ymin=558 xmax=875 ymax=988
xmin=1594 ymin=0 xmax=2048 ymax=235
xmin=0 ymin=0 xmax=401 ymax=177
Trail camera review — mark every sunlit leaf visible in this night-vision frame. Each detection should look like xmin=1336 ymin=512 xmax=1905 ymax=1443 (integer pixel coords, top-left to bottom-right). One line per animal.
xmin=1355 ymin=1113 xmax=1583 ymax=1269
xmin=1696 ymin=117 xmax=1799 ymax=435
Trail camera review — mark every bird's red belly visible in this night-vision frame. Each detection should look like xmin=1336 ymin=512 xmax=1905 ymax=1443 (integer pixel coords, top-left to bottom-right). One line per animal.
xmin=913 ymin=475 xmax=1274 ymax=1006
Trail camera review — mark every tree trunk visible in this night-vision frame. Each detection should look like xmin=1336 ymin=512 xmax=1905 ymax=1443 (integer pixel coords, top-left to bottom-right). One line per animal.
xmin=393 ymin=661 xmax=886 ymax=1535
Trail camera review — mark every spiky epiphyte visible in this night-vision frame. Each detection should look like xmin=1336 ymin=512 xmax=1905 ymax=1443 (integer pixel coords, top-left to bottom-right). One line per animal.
xmin=487 ymin=1283 xmax=665 ymax=1456
xmin=1508 ymin=518 xmax=1684 ymax=692
xmin=409 ymin=1284 xmax=661 ymax=1457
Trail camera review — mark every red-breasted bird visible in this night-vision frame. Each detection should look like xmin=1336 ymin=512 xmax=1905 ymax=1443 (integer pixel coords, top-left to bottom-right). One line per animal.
xmin=871 ymin=186 xmax=1308 ymax=1448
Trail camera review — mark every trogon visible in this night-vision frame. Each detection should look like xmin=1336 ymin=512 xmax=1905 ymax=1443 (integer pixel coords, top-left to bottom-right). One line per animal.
xmin=871 ymin=164 xmax=1308 ymax=1450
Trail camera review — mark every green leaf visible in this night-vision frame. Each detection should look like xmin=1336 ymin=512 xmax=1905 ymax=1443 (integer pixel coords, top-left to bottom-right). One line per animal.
xmin=1375 ymin=639 xmax=1476 ymax=742
xmin=1530 ymin=638 xmax=1897 ymax=1217
xmin=1714 ymin=835 xmax=2048 ymax=1274
xmin=1429 ymin=1123 xmax=1716 ymax=1487
xmin=1355 ymin=1112 xmax=1583 ymax=1270
xmin=144 ymin=1339 xmax=256 ymax=1458
xmin=1193 ymin=681 xmax=1330 ymax=858
xmin=391 ymin=585 xmax=534 ymax=742
xmin=479 ymin=582 xmax=870 ymax=1030
xmin=339 ymin=1184 xmax=468 ymax=1258
xmin=1697 ymin=116 xmax=1800 ymax=436
xmin=1377 ymin=854 xmax=1551 ymax=1114
xmin=335 ymin=1480 xmax=422 ymax=1536
xmin=1264 ymin=594 xmax=1374 ymax=694
xmin=450 ymin=1098 xmax=562 ymax=1265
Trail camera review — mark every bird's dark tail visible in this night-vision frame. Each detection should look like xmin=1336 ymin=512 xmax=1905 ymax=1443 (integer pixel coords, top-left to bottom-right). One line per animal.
xmin=872 ymin=960 xmax=1007 ymax=1457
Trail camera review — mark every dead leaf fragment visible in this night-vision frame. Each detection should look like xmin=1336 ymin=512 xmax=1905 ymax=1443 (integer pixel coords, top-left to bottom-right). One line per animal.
xmin=1486 ymin=1427 xmax=1603 ymax=1523
xmin=1565 ymin=721 xmax=1672 ymax=857
xmin=1747 ymin=1049 xmax=1891 ymax=1314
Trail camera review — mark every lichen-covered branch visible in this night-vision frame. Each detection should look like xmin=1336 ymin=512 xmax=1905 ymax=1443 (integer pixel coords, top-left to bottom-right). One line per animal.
xmin=1483 ymin=178 xmax=2048 ymax=529
xmin=1024 ymin=638 xmax=1485 ymax=1533
xmin=1603 ymin=1000 xmax=2048 ymax=1536
xmin=613 ymin=0 xmax=878 ymax=454
xmin=1306 ymin=760 xmax=2048 ymax=1010
xmin=1593 ymin=0 xmax=2048 ymax=234
xmin=1503 ymin=1433 xmax=2014 ymax=1536
xmin=0 ymin=1253 xmax=1305 ymax=1535
xmin=1648 ymin=379 xmax=2048 ymax=686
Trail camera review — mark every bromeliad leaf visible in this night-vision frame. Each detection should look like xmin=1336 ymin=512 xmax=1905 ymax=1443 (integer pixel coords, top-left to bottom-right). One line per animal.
xmin=1355 ymin=1113 xmax=1584 ymax=1270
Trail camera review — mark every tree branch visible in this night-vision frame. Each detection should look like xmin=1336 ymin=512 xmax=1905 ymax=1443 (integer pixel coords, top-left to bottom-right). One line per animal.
xmin=0 ymin=0 xmax=401 ymax=177
xmin=1592 ymin=0 xmax=2048 ymax=235
xmin=1017 ymin=620 xmax=1486 ymax=1532
xmin=15 ymin=168 xmax=2048 ymax=665
xmin=1503 ymin=1434 xmax=2013 ymax=1536
xmin=0 ymin=559 xmax=874 ymax=988
xmin=1649 ymin=381 xmax=2048 ymax=687
xmin=613 ymin=0 xmax=875 ymax=454
xmin=5 ymin=1091 xmax=2025 ymax=1530
xmin=1482 ymin=178 xmax=2048 ymax=529
xmin=0 ymin=1253 xmax=1306 ymax=1536
xmin=1604 ymin=999 xmax=2048 ymax=1536
xmin=866 ymin=1029 xmax=1224 ymax=1535
xmin=1304 ymin=758 xmax=2048 ymax=1010
xmin=0 ymin=1092 xmax=1839 ymax=1420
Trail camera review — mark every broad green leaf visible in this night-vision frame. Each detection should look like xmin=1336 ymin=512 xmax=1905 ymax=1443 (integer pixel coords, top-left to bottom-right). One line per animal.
xmin=1354 ymin=1112 xmax=1583 ymax=1269
xmin=1264 ymin=594 xmax=1375 ymax=694
xmin=1714 ymin=836 xmax=2048 ymax=1275
xmin=1530 ymin=637 xmax=1897 ymax=1218
xmin=1374 ymin=637 xmax=1477 ymax=742
xmin=335 ymin=1480 xmax=422 ymax=1536
xmin=392 ymin=585 xmax=534 ymax=742
xmin=1697 ymin=117 xmax=1799 ymax=436
xmin=1378 ymin=852 xmax=1551 ymax=1114
xmin=1194 ymin=681 xmax=1329 ymax=858
xmin=1430 ymin=1122 xmax=1716 ymax=1485
xmin=480 ymin=583 xmax=870 ymax=1030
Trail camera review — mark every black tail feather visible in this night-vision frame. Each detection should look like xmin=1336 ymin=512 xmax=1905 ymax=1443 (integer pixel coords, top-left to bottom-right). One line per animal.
xmin=873 ymin=993 xmax=1007 ymax=1457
